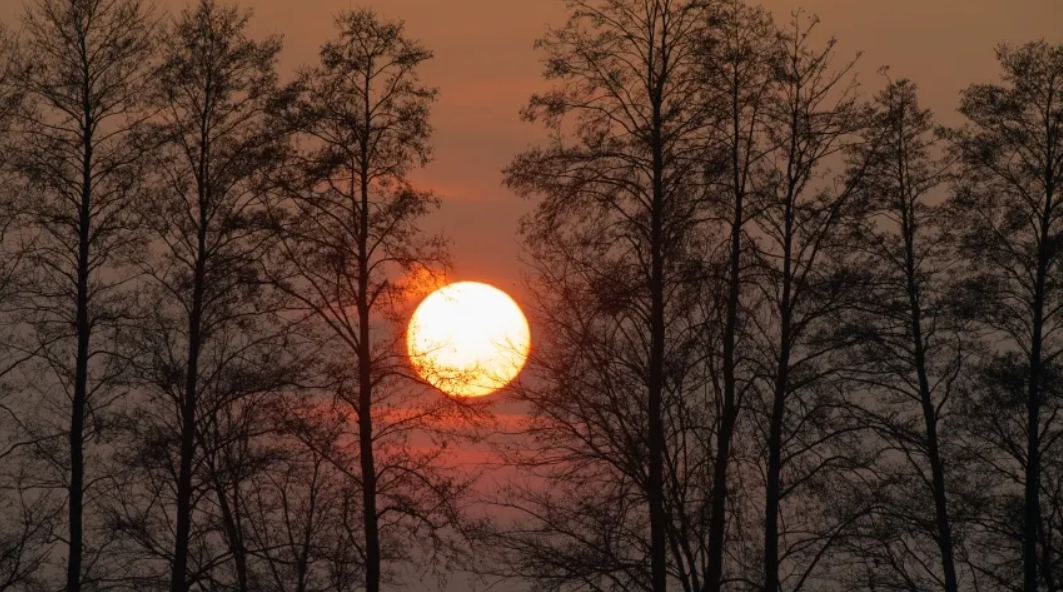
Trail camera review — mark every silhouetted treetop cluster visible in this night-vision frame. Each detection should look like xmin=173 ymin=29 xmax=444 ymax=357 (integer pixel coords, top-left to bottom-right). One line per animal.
xmin=0 ymin=1 xmax=1059 ymax=592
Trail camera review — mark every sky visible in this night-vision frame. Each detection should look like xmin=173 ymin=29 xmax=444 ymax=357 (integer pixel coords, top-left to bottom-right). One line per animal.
xmin=0 ymin=0 xmax=1060 ymax=589
xmin=3 ymin=0 xmax=1061 ymax=314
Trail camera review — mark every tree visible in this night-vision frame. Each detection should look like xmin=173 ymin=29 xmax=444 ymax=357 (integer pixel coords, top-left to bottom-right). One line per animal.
xmin=267 ymin=10 xmax=473 ymax=592
xmin=843 ymin=77 xmax=971 ymax=592
xmin=945 ymin=41 xmax=1063 ymax=592
xmin=697 ymin=1 xmax=776 ymax=588
xmin=10 ymin=1 xmax=156 ymax=589
xmin=118 ymin=2 xmax=296 ymax=590
xmin=746 ymin=12 xmax=874 ymax=592
xmin=493 ymin=1 xmax=714 ymax=590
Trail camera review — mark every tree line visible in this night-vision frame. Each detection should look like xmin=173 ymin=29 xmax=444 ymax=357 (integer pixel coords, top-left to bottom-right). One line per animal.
xmin=479 ymin=1 xmax=1063 ymax=592
xmin=0 ymin=0 xmax=1059 ymax=592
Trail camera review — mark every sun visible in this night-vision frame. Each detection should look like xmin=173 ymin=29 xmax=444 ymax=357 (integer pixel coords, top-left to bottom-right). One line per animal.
xmin=407 ymin=282 xmax=530 ymax=397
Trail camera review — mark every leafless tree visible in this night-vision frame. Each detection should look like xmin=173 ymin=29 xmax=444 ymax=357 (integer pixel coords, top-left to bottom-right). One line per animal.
xmin=488 ymin=1 xmax=716 ymax=591
xmin=107 ymin=2 xmax=300 ymax=591
xmin=745 ymin=12 xmax=874 ymax=592
xmin=266 ymin=10 xmax=477 ymax=592
xmin=8 ymin=1 xmax=156 ymax=590
xmin=840 ymin=77 xmax=975 ymax=592
xmin=697 ymin=1 xmax=776 ymax=588
xmin=944 ymin=41 xmax=1063 ymax=592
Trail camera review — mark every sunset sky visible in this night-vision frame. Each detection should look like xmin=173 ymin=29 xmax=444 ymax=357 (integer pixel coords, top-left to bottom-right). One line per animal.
xmin=1 ymin=1 xmax=1061 ymax=590
xmin=3 ymin=0 xmax=1060 ymax=314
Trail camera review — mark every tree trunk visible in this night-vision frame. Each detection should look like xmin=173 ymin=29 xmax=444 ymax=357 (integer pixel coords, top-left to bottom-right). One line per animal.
xmin=67 ymin=89 xmax=94 ymax=592
xmin=358 ymin=64 xmax=381 ymax=592
xmin=1024 ymin=188 xmax=1052 ymax=592
xmin=215 ymin=477 xmax=250 ymax=592
xmin=764 ymin=188 xmax=794 ymax=592
xmin=763 ymin=345 xmax=790 ymax=592
xmin=705 ymin=78 xmax=746 ymax=592
xmin=648 ymin=61 xmax=668 ymax=592
xmin=902 ymin=203 xmax=959 ymax=592
xmin=171 ymin=168 xmax=209 ymax=592
xmin=357 ymin=257 xmax=380 ymax=592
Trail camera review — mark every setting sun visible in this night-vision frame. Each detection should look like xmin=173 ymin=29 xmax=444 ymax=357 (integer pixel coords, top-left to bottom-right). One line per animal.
xmin=407 ymin=282 xmax=531 ymax=397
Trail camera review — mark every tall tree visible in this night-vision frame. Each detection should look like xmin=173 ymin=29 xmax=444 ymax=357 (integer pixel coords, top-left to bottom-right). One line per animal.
xmin=120 ymin=2 xmax=294 ymax=591
xmin=749 ymin=12 xmax=870 ymax=592
xmin=268 ymin=10 xmax=471 ymax=592
xmin=495 ymin=1 xmax=713 ymax=590
xmin=845 ymin=77 xmax=970 ymax=592
xmin=10 ymin=1 xmax=155 ymax=589
xmin=698 ymin=2 xmax=776 ymax=588
xmin=946 ymin=41 xmax=1063 ymax=592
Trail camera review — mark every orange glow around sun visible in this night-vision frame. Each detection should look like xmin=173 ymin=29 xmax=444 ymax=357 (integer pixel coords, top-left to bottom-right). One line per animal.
xmin=407 ymin=282 xmax=530 ymax=397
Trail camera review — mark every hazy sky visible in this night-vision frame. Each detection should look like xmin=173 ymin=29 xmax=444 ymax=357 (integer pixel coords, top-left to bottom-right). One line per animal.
xmin=1 ymin=0 xmax=1060 ymax=309
xmin=0 ymin=1 xmax=1060 ymax=589
xmin=1 ymin=0 xmax=1059 ymax=402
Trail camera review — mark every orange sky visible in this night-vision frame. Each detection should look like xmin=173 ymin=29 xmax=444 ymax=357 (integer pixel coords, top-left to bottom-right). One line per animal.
xmin=1 ymin=2 xmax=1060 ymax=588
xmin=2 ymin=0 xmax=1060 ymax=312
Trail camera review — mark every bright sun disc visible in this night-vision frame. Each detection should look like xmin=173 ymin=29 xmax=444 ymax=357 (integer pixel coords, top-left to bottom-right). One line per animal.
xmin=407 ymin=282 xmax=530 ymax=397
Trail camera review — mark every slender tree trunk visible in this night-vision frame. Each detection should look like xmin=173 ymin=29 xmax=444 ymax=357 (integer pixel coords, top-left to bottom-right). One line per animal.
xmin=294 ymin=460 xmax=321 ymax=592
xmin=1025 ymin=273 xmax=1044 ymax=592
xmin=215 ymin=477 xmax=250 ymax=592
xmin=901 ymin=203 xmax=959 ymax=592
xmin=705 ymin=78 xmax=745 ymax=592
xmin=358 ymin=64 xmax=381 ymax=592
xmin=357 ymin=219 xmax=380 ymax=592
xmin=648 ymin=64 xmax=668 ymax=592
xmin=68 ymin=196 xmax=89 ymax=592
xmin=763 ymin=191 xmax=794 ymax=592
xmin=763 ymin=366 xmax=787 ymax=592
xmin=68 ymin=86 xmax=94 ymax=592
xmin=763 ymin=341 xmax=790 ymax=592
xmin=171 ymin=169 xmax=210 ymax=592
xmin=1024 ymin=185 xmax=1053 ymax=592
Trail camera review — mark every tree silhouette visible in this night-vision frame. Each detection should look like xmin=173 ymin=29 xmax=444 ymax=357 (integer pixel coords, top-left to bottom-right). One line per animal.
xmin=266 ymin=10 xmax=474 ymax=592
xmin=946 ymin=41 xmax=1063 ymax=592
xmin=9 ymin=0 xmax=156 ymax=589
xmin=0 ymin=2 xmax=1058 ymax=592
xmin=698 ymin=1 xmax=776 ymax=588
xmin=495 ymin=1 xmax=716 ymax=591
xmin=746 ymin=12 xmax=873 ymax=592
xmin=842 ymin=76 xmax=973 ymax=592
xmin=108 ymin=2 xmax=302 ymax=591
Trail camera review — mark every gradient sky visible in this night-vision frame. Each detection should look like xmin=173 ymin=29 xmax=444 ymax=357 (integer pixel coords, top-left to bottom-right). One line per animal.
xmin=0 ymin=1 xmax=1060 ymax=589
xmin=2 ymin=0 xmax=1061 ymax=311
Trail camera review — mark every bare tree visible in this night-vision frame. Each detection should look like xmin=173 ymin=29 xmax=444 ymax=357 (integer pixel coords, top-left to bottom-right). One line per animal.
xmin=944 ymin=41 xmax=1063 ymax=592
xmin=744 ymin=12 xmax=872 ymax=592
xmin=267 ymin=10 xmax=475 ymax=592
xmin=9 ymin=1 xmax=156 ymax=590
xmin=112 ymin=2 xmax=298 ymax=591
xmin=697 ymin=1 xmax=777 ymax=588
xmin=842 ymin=77 xmax=973 ymax=592
xmin=490 ymin=1 xmax=715 ymax=591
